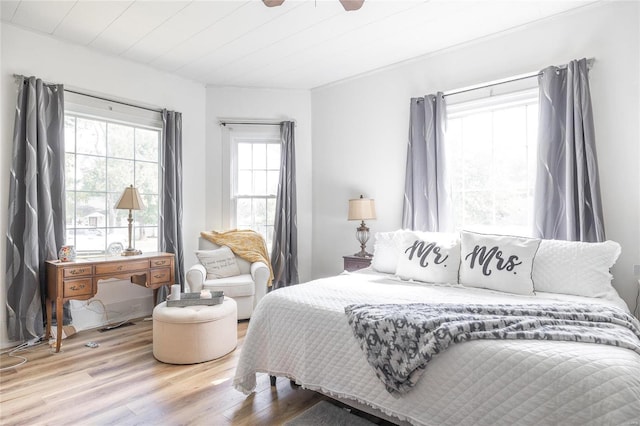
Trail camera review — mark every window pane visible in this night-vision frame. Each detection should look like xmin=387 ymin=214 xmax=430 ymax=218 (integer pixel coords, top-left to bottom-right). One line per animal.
xmin=267 ymin=198 xmax=277 ymax=225
xmin=107 ymin=123 xmax=134 ymax=159
xmin=253 ymin=171 xmax=267 ymax=195
xmin=76 ymin=118 xmax=106 ymax=156
xmin=267 ymin=171 xmax=279 ymax=195
xmin=108 ymin=159 xmax=135 ymax=193
xmin=238 ymin=143 xmax=252 ymax=169
xmin=238 ymin=171 xmax=252 ymax=195
xmin=76 ymin=155 xmax=106 ymax=191
xmin=64 ymin=116 xmax=76 ymax=153
xmin=237 ymin=198 xmax=252 ymax=228
xmin=135 ymin=128 xmax=159 ymax=162
xmin=66 ymin=195 xmax=76 ymax=228
xmin=267 ymin=144 xmax=280 ymax=169
xmin=253 ymin=198 xmax=266 ymax=227
xmin=138 ymin=194 xmax=158 ymax=228
xmin=136 ymin=161 xmax=159 ymax=194
xmin=65 ymin=154 xmax=76 ymax=191
xmin=253 ymin=144 xmax=267 ymax=170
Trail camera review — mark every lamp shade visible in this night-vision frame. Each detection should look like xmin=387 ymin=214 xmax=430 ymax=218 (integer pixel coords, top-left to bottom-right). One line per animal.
xmin=115 ymin=185 xmax=145 ymax=210
xmin=348 ymin=196 xmax=376 ymax=221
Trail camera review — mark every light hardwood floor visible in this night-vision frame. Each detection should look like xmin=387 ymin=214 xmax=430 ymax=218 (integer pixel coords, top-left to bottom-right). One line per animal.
xmin=0 ymin=319 xmax=346 ymax=425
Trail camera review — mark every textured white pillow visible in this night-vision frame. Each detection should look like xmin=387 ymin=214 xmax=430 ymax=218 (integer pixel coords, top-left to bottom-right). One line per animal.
xmin=532 ymin=239 xmax=621 ymax=298
xmin=195 ymin=246 xmax=240 ymax=279
xmin=371 ymin=231 xmax=409 ymax=274
xmin=395 ymin=232 xmax=460 ymax=284
xmin=460 ymin=231 xmax=540 ymax=295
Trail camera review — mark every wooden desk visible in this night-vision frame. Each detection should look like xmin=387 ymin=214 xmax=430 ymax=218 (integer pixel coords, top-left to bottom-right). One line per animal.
xmin=45 ymin=252 xmax=175 ymax=352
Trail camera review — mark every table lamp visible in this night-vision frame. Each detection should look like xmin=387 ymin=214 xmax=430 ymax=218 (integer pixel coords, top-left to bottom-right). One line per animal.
xmin=348 ymin=195 xmax=376 ymax=257
xmin=115 ymin=184 xmax=145 ymax=256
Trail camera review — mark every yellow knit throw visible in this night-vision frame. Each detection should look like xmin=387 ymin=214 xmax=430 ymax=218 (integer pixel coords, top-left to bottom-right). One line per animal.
xmin=200 ymin=230 xmax=274 ymax=286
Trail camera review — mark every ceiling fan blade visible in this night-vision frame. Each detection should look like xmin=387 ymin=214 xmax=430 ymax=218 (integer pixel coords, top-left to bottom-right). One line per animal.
xmin=263 ymin=0 xmax=285 ymax=7
xmin=339 ymin=0 xmax=365 ymax=11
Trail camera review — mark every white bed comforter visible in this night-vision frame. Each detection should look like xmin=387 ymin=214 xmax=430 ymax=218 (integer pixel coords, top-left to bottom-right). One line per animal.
xmin=233 ymin=271 xmax=640 ymax=426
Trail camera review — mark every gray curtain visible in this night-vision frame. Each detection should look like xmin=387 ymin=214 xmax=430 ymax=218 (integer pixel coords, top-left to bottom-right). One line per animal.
xmin=6 ymin=76 xmax=66 ymax=341
xmin=159 ymin=110 xmax=184 ymax=299
xmin=270 ymin=121 xmax=299 ymax=289
xmin=534 ymin=58 xmax=605 ymax=242
xmin=402 ymin=93 xmax=452 ymax=232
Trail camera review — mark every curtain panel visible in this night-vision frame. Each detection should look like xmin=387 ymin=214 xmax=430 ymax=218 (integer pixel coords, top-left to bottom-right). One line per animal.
xmin=402 ymin=93 xmax=453 ymax=232
xmin=270 ymin=121 xmax=299 ymax=289
xmin=534 ymin=58 xmax=605 ymax=242
xmin=159 ymin=110 xmax=185 ymax=298
xmin=6 ymin=76 xmax=66 ymax=341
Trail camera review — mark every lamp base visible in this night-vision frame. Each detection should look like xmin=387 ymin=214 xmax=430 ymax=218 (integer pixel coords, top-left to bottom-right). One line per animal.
xmin=121 ymin=248 xmax=142 ymax=256
xmin=353 ymin=250 xmax=372 ymax=258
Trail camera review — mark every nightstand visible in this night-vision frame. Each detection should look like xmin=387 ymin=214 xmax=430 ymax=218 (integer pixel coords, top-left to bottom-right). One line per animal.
xmin=343 ymin=255 xmax=372 ymax=272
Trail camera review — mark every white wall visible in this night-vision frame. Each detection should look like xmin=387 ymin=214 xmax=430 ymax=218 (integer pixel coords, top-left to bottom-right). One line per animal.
xmin=311 ymin=1 xmax=640 ymax=313
xmin=0 ymin=23 xmax=207 ymax=347
xmin=205 ymin=87 xmax=312 ymax=283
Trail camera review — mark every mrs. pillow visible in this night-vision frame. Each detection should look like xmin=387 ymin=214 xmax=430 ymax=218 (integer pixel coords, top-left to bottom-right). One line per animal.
xmin=395 ymin=231 xmax=461 ymax=284
xmin=195 ymin=246 xmax=240 ymax=279
xmin=460 ymin=231 xmax=540 ymax=295
xmin=532 ymin=239 xmax=621 ymax=298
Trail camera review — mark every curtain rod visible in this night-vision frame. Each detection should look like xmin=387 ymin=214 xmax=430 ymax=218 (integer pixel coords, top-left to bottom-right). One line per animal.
xmin=219 ymin=120 xmax=295 ymax=127
xmin=64 ymin=89 xmax=163 ymax=114
xmin=12 ymin=74 xmax=163 ymax=114
xmin=443 ymin=57 xmax=595 ymax=98
xmin=220 ymin=121 xmax=280 ymax=126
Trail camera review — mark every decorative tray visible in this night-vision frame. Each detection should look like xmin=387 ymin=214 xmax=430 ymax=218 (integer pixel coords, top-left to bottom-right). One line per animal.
xmin=166 ymin=291 xmax=224 ymax=307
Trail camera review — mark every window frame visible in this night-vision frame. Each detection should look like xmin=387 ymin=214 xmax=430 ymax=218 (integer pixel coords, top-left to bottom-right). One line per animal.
xmin=64 ymin=93 xmax=163 ymax=257
xmin=445 ymin=87 xmax=539 ymax=236
xmin=222 ymin=124 xmax=281 ymax=247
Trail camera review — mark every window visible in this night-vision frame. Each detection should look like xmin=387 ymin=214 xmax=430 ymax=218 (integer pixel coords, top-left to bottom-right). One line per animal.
xmin=64 ymin=95 xmax=161 ymax=257
xmin=446 ymin=88 xmax=538 ymax=236
xmin=224 ymin=125 xmax=281 ymax=249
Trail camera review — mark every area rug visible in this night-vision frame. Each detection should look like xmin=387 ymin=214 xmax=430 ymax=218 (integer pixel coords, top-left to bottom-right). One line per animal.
xmin=285 ymin=400 xmax=375 ymax=426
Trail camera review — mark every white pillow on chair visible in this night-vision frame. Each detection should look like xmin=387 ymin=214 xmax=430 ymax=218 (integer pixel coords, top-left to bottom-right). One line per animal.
xmin=196 ymin=246 xmax=240 ymax=279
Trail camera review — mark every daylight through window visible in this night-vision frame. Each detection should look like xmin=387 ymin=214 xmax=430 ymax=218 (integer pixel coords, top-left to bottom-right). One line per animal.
xmin=64 ymin=112 xmax=161 ymax=256
xmin=446 ymin=89 xmax=538 ymax=236
xmin=232 ymin=137 xmax=281 ymax=249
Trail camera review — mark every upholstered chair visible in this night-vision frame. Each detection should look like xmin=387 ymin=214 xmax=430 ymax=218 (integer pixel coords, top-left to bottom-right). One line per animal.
xmin=186 ymin=237 xmax=270 ymax=320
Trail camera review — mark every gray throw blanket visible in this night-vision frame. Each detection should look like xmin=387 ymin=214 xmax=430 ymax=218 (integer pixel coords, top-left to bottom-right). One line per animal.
xmin=345 ymin=303 xmax=640 ymax=394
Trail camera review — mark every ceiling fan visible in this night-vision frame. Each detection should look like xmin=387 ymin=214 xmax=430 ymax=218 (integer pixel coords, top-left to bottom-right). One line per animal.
xmin=262 ymin=0 xmax=365 ymax=11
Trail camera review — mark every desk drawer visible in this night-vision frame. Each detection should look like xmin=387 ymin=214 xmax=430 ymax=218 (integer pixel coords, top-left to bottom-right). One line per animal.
xmin=150 ymin=257 xmax=172 ymax=268
xmin=95 ymin=260 xmax=149 ymax=275
xmin=63 ymin=278 xmax=93 ymax=297
xmin=150 ymin=268 xmax=171 ymax=285
xmin=63 ymin=266 xmax=93 ymax=278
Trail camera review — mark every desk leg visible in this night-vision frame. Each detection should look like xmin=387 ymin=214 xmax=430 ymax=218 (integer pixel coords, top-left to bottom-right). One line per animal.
xmin=45 ymin=297 xmax=52 ymax=341
xmin=55 ymin=298 xmax=63 ymax=353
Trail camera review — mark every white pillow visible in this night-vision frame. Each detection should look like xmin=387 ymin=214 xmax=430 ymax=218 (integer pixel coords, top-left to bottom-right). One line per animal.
xmin=460 ymin=231 xmax=540 ymax=295
xmin=395 ymin=231 xmax=460 ymax=284
xmin=532 ymin=239 xmax=621 ymax=298
xmin=195 ymin=246 xmax=240 ymax=279
xmin=371 ymin=231 xmax=408 ymax=274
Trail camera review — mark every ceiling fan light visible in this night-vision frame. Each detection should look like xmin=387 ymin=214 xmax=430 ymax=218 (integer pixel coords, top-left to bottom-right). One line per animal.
xmin=263 ymin=0 xmax=285 ymax=7
xmin=339 ymin=0 xmax=365 ymax=11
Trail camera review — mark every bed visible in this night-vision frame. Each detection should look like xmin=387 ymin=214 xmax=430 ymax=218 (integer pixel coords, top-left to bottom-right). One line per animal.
xmin=233 ymin=231 xmax=640 ymax=425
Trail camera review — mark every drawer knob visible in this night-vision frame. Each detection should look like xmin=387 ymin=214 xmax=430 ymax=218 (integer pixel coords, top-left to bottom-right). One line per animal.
xmin=69 ymin=284 xmax=85 ymax=291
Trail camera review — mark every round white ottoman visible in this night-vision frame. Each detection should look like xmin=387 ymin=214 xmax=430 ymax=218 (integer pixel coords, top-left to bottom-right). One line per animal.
xmin=152 ymin=297 xmax=237 ymax=364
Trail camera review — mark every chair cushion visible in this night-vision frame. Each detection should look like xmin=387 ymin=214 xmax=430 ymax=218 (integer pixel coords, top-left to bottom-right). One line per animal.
xmin=202 ymin=274 xmax=256 ymax=298
xmin=196 ymin=246 xmax=241 ymax=279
